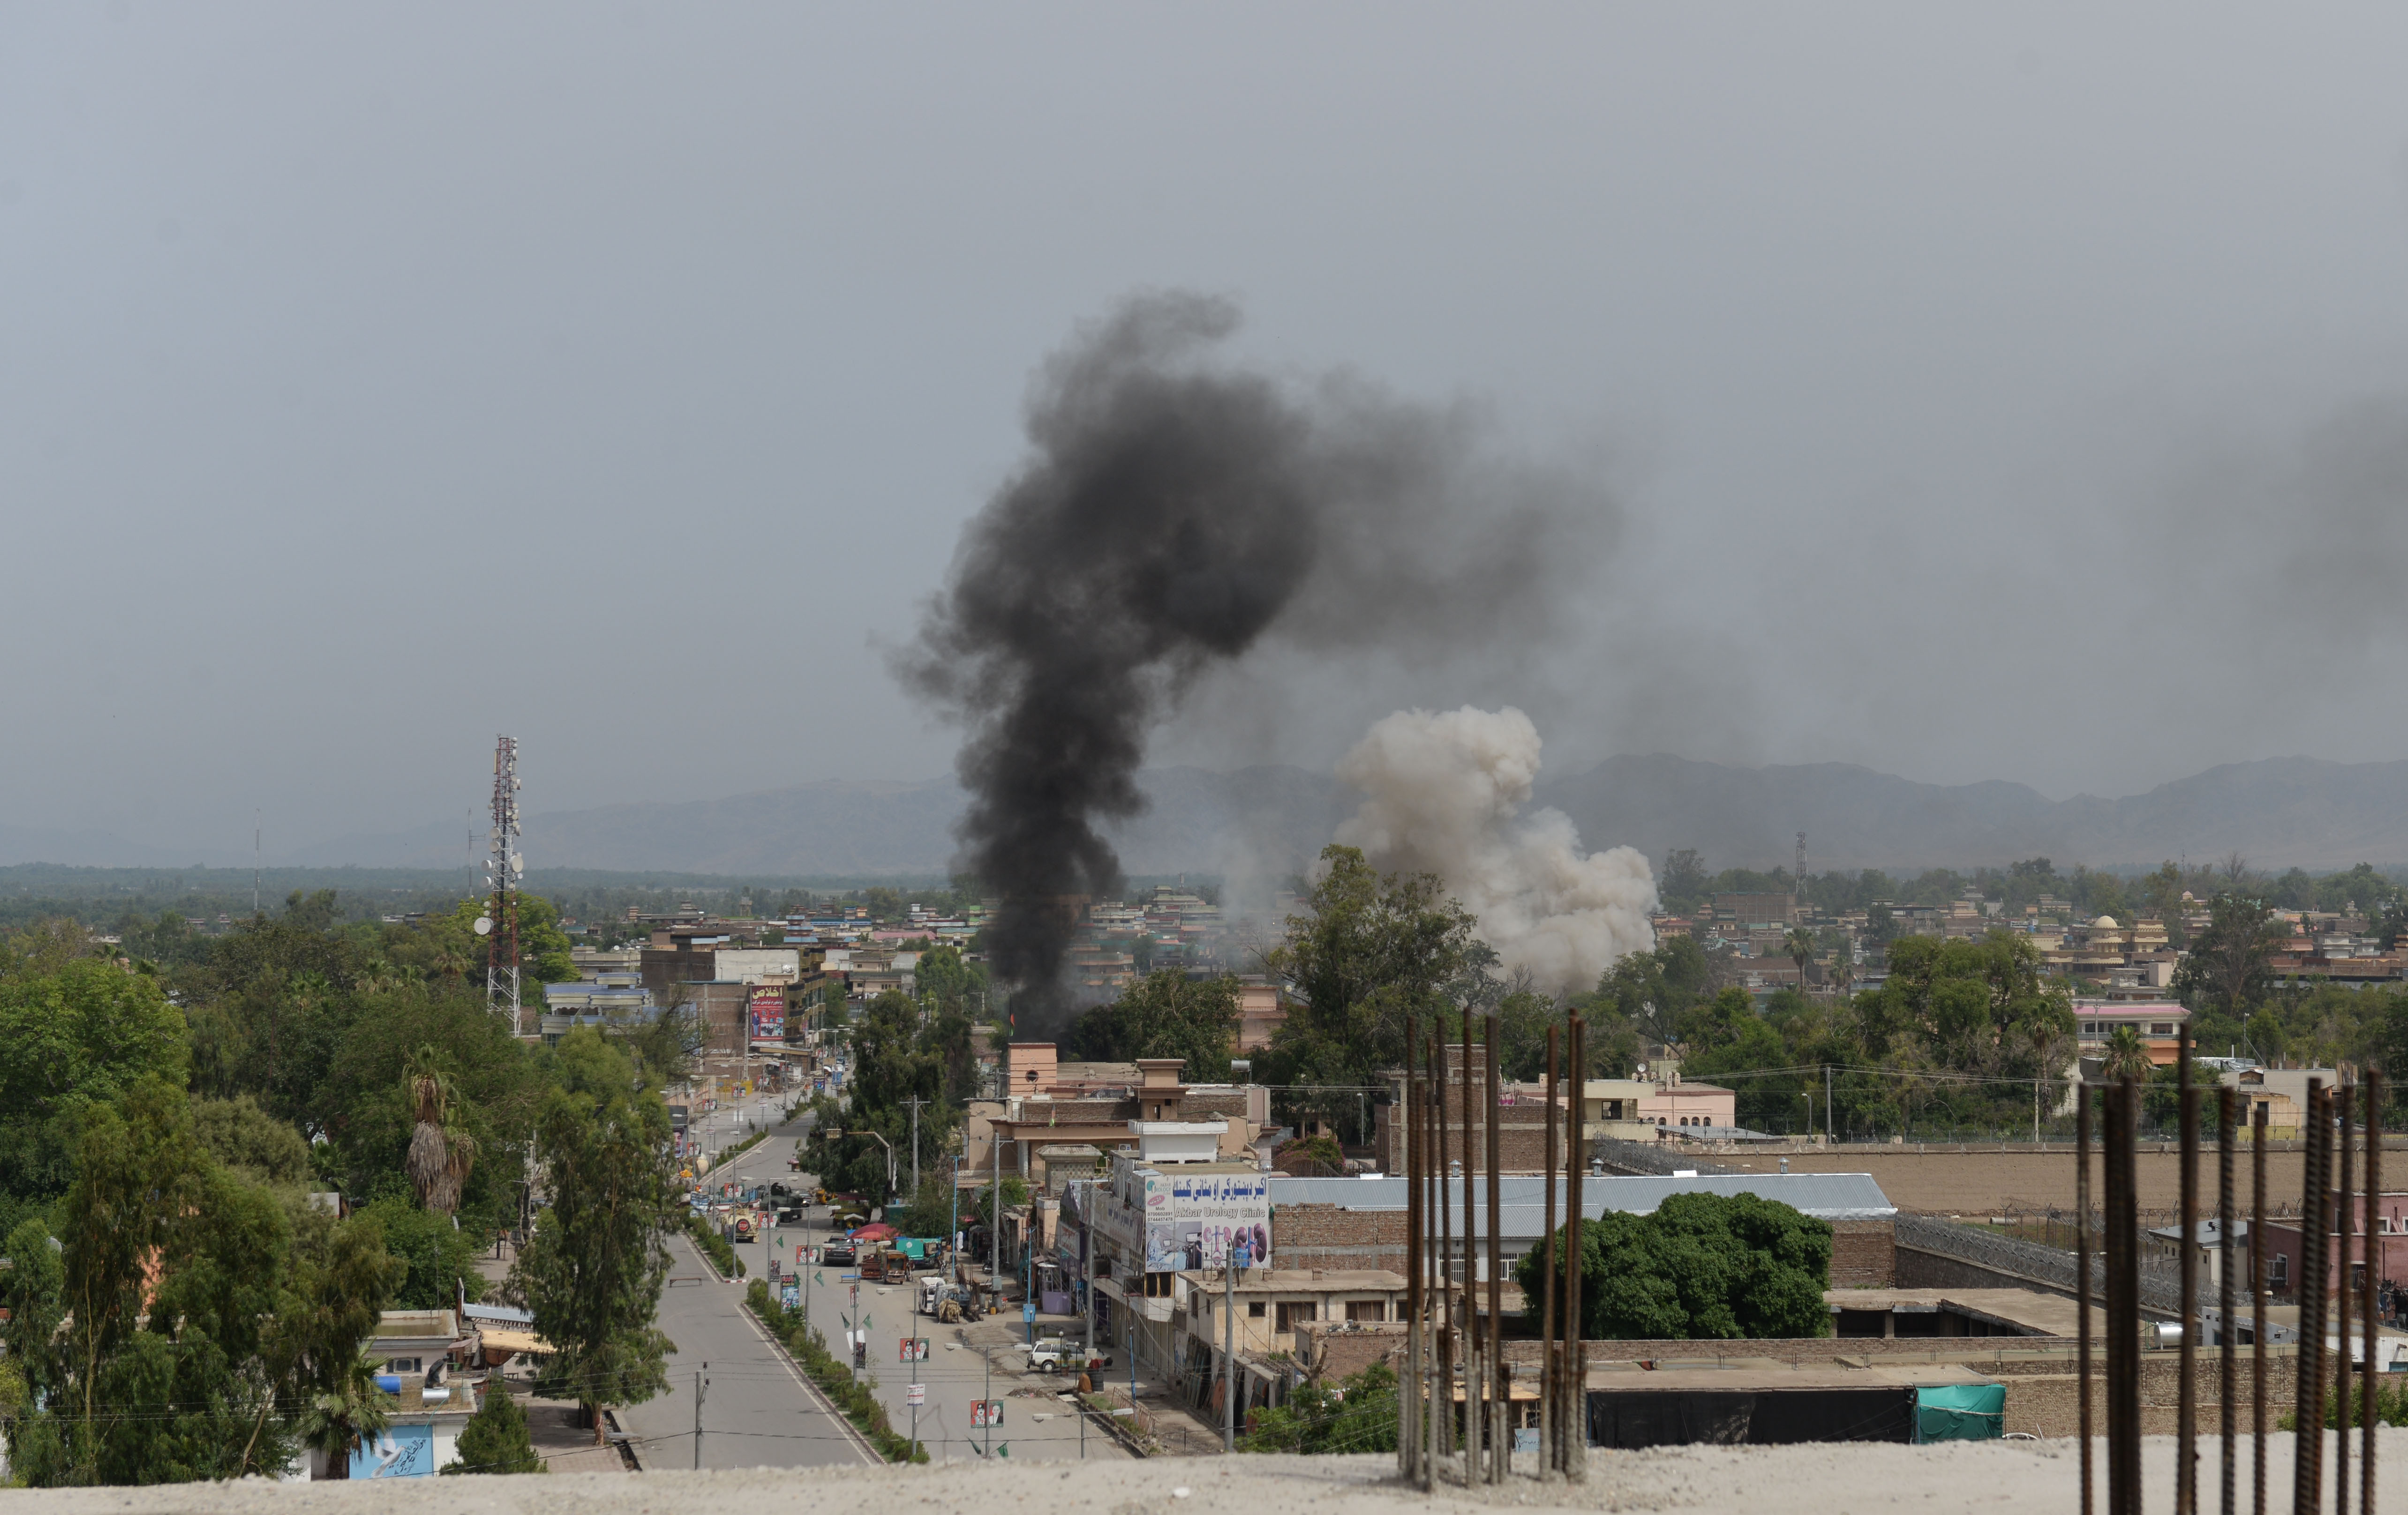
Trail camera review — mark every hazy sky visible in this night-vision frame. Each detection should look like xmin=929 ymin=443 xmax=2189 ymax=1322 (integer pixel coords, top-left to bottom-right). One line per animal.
xmin=9 ymin=4 xmax=2408 ymax=860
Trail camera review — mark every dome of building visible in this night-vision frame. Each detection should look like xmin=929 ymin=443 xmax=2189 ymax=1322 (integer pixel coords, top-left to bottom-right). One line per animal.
xmin=2092 ymin=914 xmax=2120 ymax=930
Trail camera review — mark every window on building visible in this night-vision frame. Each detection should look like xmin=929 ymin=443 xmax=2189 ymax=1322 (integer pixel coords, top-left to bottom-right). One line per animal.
xmin=2270 ymin=1254 xmax=2288 ymax=1288
xmin=1275 ymin=1301 xmax=1319 ymax=1333
xmin=1346 ymin=1300 xmax=1386 ymax=1322
xmin=1248 ymin=1301 xmax=1266 ymax=1318
xmin=2150 ymin=1023 xmax=2174 ymax=1036
xmin=1144 ymin=1271 xmax=1174 ymax=1298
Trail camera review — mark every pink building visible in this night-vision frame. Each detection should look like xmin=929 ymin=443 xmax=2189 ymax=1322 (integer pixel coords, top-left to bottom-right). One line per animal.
xmin=2257 ymin=1188 xmax=2408 ymax=1313
xmin=1639 ymin=1075 xmax=1737 ymax=1130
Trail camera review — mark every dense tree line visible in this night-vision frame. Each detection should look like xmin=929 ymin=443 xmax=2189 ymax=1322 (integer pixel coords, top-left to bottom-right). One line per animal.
xmin=0 ymin=892 xmax=685 ymax=1483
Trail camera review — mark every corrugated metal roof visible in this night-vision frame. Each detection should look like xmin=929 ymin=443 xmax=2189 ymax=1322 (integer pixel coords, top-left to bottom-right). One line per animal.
xmin=1267 ymin=1171 xmax=1895 ymax=1222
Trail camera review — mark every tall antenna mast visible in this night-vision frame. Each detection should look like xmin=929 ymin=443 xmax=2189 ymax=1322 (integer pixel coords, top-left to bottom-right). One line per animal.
xmin=483 ymin=736 xmax=524 ymax=1033
xmin=1795 ymin=832 xmax=1807 ymax=890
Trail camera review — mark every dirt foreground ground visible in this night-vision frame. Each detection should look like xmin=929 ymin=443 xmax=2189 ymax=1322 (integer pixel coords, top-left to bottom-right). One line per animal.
xmin=4 ymin=1432 xmax=2399 ymax=1515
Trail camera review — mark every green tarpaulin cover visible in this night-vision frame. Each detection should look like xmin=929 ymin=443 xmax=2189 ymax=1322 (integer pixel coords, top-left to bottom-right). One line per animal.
xmin=1914 ymin=1382 xmax=2006 ymax=1442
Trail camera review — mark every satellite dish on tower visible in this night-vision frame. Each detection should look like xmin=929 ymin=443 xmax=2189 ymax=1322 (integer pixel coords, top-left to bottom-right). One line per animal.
xmin=474 ymin=916 xmax=493 ymax=936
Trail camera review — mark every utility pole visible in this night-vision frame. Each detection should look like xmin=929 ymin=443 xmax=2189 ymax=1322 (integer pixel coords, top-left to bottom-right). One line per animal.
xmin=1824 ymin=1064 xmax=1833 ymax=1144
xmin=903 ymin=1096 xmax=928 ymax=1197
xmin=948 ymin=1156 xmax=962 ymax=1290
xmin=692 ymin=1363 xmax=707 ymax=1468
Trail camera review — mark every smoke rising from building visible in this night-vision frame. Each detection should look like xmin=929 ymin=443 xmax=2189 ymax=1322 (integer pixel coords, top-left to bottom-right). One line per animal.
xmin=901 ymin=293 xmax=1613 ymax=1029
xmin=1333 ymin=705 xmax=1656 ymax=998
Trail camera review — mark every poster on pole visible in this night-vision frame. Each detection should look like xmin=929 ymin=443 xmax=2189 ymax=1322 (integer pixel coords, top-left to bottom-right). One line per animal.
xmin=906 ymin=1383 xmax=926 ymax=1407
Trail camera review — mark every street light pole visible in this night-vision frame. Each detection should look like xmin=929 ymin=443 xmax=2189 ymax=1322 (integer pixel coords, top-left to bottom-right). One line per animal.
xmin=903 ymin=1096 xmax=927 ymax=1199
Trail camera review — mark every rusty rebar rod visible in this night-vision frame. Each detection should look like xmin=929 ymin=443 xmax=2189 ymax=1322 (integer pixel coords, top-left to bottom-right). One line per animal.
xmin=1406 ymin=1028 xmax=1419 ymax=1480
xmin=2253 ymin=1098 xmax=2268 ymax=1515
xmin=2108 ymin=1076 xmax=2141 ymax=1515
xmin=2219 ymin=1085 xmax=2236 ymax=1515
xmin=1425 ymin=1021 xmax=1445 ymax=1455
xmin=1486 ymin=1011 xmax=1506 ymax=1482
xmin=2180 ymin=1031 xmax=2198 ymax=1515
xmin=2180 ymin=1030 xmax=2198 ymax=1515
xmin=1560 ymin=1012 xmax=1580 ymax=1484
xmin=1454 ymin=1012 xmax=1474 ymax=1474
xmin=2360 ymin=1068 xmax=2379 ymax=1515
xmin=2078 ymin=1080 xmax=2095 ymax=1515
xmin=2337 ymin=1079 xmax=2352 ymax=1515
xmin=2295 ymin=1079 xmax=2328 ymax=1515
xmin=1541 ymin=1023 xmax=1559 ymax=1480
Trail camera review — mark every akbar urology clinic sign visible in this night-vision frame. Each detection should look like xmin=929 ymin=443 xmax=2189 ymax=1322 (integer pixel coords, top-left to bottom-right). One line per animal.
xmin=1139 ymin=1170 xmax=1270 ymax=1273
xmin=748 ymin=982 xmax=786 ymax=1041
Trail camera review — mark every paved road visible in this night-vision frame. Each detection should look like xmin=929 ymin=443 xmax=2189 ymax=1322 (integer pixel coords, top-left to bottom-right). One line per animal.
xmin=618 ymin=1112 xmax=876 ymax=1470
xmin=696 ymin=1115 xmax=1131 ymax=1465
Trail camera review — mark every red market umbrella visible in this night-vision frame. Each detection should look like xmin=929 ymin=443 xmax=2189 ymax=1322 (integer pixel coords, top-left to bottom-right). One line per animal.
xmin=848 ymin=1222 xmax=899 ymax=1242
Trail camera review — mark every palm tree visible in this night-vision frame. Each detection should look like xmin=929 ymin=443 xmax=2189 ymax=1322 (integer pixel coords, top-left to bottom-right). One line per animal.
xmin=1784 ymin=928 xmax=1819 ymax=984
xmin=296 ymin=1349 xmax=391 ymax=1480
xmin=1827 ymin=938 xmax=1858 ymax=997
xmin=404 ymin=1047 xmax=476 ymax=1215
xmin=2099 ymin=1025 xmax=2152 ymax=1083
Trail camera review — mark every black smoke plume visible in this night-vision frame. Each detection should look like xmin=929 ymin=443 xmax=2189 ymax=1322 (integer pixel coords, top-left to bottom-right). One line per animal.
xmin=901 ymin=292 xmax=1608 ymax=1032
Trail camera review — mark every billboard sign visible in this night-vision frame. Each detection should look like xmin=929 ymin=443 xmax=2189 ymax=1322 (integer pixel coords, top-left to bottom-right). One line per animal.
xmin=350 ymin=1423 xmax=435 ymax=1479
xmin=1131 ymin=1169 xmax=1272 ymax=1271
xmin=749 ymin=983 xmax=786 ymax=1041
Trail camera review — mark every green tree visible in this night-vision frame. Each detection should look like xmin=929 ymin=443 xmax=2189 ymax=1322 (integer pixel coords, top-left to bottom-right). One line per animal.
xmin=0 ymin=958 xmax=191 ymax=1236
xmin=403 ymin=1046 xmax=476 ymax=1215
xmin=511 ymin=1029 xmax=677 ymax=1445
xmin=1589 ymin=936 xmax=1716 ymax=1055
xmin=1237 ymin=1360 xmax=1398 ymax=1453
xmin=190 ymin=1095 xmax=314 ymax=1188
xmin=2174 ymin=894 xmax=2287 ymax=1026
xmin=178 ymin=892 xmax=370 ymax=1127
xmin=1065 ymin=970 xmax=1239 ymax=1081
xmin=1519 ymin=1192 xmax=1831 ymax=1341
xmin=293 ymin=1350 xmax=390 ymax=1483
xmin=1260 ymin=846 xmax=1479 ymax=1141
xmin=441 ymin=1384 xmax=547 ymax=1474
xmin=358 ymin=1198 xmax=488 ymax=1310
xmin=9 ymin=1076 xmax=398 ymax=1485
xmin=1656 ymin=849 xmax=1710 ymax=915
xmin=312 ymin=986 xmax=542 ymax=1233
xmin=275 ymin=1211 xmax=406 ymax=1480
xmin=2099 ymin=1026 xmax=2153 ymax=1083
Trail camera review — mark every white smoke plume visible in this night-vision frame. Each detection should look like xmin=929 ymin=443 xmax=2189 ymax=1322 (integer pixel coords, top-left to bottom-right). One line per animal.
xmin=1332 ymin=705 xmax=1656 ymax=998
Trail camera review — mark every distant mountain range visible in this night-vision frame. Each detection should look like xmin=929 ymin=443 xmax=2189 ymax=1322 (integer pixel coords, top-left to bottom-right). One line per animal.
xmin=1538 ymin=754 xmax=2408 ymax=874
xmin=10 ymin=754 xmax=2408 ymax=878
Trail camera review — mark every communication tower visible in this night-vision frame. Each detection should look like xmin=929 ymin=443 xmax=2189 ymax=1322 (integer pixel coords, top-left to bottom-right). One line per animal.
xmin=479 ymin=736 xmax=525 ymax=1032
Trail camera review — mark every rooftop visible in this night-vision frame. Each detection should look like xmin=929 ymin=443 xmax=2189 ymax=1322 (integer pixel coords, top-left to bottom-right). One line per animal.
xmin=1174 ymin=1267 xmax=1405 ymax=1293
